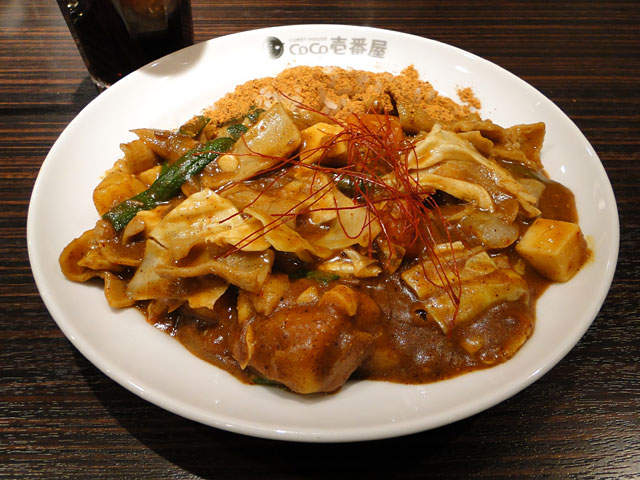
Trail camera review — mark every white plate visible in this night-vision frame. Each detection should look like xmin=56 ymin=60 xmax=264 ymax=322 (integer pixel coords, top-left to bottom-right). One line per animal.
xmin=28 ymin=25 xmax=618 ymax=442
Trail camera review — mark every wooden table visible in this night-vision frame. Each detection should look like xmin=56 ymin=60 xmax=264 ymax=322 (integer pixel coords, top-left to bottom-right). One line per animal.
xmin=2 ymin=1 xmax=638 ymax=478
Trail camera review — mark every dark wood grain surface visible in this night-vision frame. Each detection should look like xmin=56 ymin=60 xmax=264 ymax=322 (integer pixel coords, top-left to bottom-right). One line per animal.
xmin=1 ymin=1 xmax=638 ymax=478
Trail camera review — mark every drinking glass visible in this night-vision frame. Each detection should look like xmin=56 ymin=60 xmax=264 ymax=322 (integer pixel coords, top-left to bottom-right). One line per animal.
xmin=57 ymin=0 xmax=194 ymax=91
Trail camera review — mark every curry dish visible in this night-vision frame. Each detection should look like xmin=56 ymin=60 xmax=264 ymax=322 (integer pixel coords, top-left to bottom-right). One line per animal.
xmin=59 ymin=66 xmax=589 ymax=394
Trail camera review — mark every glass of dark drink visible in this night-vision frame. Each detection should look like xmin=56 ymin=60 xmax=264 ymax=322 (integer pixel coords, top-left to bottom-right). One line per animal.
xmin=57 ymin=0 xmax=194 ymax=91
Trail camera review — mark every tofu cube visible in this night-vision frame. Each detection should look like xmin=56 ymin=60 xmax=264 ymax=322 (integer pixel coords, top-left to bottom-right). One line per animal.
xmin=298 ymin=123 xmax=347 ymax=165
xmin=516 ymin=218 xmax=588 ymax=282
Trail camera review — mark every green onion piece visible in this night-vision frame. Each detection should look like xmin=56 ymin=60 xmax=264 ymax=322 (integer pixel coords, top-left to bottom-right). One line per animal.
xmin=226 ymin=123 xmax=248 ymax=140
xmin=245 ymin=106 xmax=265 ymax=124
xmin=289 ymin=270 xmax=340 ymax=285
xmin=103 ymin=136 xmax=235 ymax=231
xmin=225 ymin=106 xmax=265 ymax=128
xmin=178 ymin=115 xmax=211 ymax=137
xmin=252 ymin=376 xmax=281 ymax=386
xmin=499 ymin=159 xmax=554 ymax=185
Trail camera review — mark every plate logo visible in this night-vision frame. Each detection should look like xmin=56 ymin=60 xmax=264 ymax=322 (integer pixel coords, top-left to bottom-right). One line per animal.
xmin=266 ymin=36 xmax=389 ymax=58
xmin=266 ymin=37 xmax=285 ymax=58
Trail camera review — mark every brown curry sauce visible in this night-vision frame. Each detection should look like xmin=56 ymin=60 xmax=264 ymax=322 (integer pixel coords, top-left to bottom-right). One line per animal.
xmin=147 ymin=179 xmax=580 ymax=391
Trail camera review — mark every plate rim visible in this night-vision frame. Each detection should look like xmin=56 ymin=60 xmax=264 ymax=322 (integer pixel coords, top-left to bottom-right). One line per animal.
xmin=27 ymin=24 xmax=620 ymax=442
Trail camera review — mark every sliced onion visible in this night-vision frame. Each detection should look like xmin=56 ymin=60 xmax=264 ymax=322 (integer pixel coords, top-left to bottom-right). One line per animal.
xmin=461 ymin=212 xmax=519 ymax=249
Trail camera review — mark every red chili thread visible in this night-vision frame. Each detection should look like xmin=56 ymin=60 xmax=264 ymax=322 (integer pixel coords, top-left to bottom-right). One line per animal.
xmin=203 ymin=96 xmax=462 ymax=322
